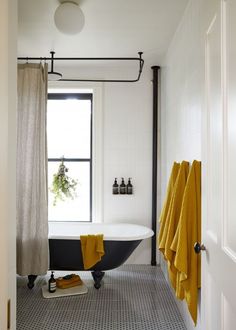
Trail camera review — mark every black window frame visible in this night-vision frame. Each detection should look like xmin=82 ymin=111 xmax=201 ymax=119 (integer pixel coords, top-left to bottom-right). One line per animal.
xmin=47 ymin=92 xmax=93 ymax=222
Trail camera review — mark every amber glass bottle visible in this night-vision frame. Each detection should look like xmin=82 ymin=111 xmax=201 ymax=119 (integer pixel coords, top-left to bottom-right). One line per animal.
xmin=112 ymin=178 xmax=119 ymax=194
xmin=119 ymin=178 xmax=126 ymax=194
xmin=127 ymin=178 xmax=133 ymax=194
xmin=48 ymin=271 xmax=56 ymax=293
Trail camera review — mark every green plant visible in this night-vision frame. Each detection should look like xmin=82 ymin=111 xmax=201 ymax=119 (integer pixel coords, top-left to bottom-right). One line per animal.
xmin=50 ymin=160 xmax=78 ymax=206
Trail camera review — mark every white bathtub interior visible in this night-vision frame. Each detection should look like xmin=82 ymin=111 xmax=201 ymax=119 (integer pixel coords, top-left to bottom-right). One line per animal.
xmin=48 ymin=222 xmax=154 ymax=241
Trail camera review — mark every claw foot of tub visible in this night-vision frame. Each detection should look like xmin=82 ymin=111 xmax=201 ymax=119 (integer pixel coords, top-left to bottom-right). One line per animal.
xmin=91 ymin=271 xmax=105 ymax=289
xmin=27 ymin=275 xmax=37 ymax=289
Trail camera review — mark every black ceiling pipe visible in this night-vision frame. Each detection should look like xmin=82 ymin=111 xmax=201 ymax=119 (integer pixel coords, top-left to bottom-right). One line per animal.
xmin=151 ymin=65 xmax=160 ymax=266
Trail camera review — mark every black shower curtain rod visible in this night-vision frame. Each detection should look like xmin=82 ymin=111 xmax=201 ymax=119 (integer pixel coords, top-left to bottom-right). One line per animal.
xmin=17 ymin=51 xmax=144 ymax=83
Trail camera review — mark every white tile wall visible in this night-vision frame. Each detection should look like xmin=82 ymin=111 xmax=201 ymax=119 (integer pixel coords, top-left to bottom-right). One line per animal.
xmin=58 ymin=65 xmax=155 ymax=265
xmin=160 ymin=0 xmax=204 ymax=329
xmin=103 ymin=70 xmax=154 ymax=264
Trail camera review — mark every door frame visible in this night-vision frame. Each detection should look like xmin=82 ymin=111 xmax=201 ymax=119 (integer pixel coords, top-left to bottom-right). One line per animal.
xmin=0 ymin=0 xmax=17 ymax=329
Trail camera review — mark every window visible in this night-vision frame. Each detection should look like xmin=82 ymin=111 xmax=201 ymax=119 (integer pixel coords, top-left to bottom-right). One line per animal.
xmin=47 ymin=93 xmax=92 ymax=222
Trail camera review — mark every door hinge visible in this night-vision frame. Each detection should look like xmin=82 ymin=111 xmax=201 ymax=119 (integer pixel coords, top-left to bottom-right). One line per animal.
xmin=7 ymin=299 xmax=10 ymax=329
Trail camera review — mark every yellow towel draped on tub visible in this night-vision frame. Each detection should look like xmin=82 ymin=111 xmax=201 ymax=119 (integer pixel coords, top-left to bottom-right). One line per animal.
xmin=158 ymin=162 xmax=180 ymax=255
xmin=80 ymin=234 xmax=105 ymax=270
xmin=171 ymin=160 xmax=201 ymax=325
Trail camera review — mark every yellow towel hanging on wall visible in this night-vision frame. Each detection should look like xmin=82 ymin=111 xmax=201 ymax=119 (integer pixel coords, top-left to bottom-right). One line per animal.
xmin=171 ymin=160 xmax=201 ymax=325
xmin=163 ymin=161 xmax=189 ymax=291
xmin=158 ymin=162 xmax=180 ymax=255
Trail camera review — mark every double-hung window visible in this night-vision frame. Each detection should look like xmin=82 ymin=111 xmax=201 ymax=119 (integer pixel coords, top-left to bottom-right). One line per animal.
xmin=47 ymin=93 xmax=92 ymax=222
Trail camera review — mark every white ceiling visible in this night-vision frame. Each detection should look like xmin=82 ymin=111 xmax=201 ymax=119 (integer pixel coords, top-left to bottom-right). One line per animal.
xmin=18 ymin=0 xmax=189 ymax=65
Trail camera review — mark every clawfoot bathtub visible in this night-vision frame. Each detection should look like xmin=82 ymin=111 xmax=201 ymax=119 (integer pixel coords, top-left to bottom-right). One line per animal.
xmin=28 ymin=222 xmax=154 ymax=289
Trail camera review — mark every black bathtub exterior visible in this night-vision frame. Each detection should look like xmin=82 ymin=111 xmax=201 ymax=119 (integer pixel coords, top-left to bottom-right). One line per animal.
xmin=49 ymin=239 xmax=141 ymax=271
xmin=27 ymin=238 xmax=142 ymax=289
xmin=48 ymin=238 xmax=142 ymax=289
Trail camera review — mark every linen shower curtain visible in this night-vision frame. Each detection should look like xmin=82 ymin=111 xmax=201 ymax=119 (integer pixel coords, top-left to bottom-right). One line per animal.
xmin=17 ymin=63 xmax=48 ymax=276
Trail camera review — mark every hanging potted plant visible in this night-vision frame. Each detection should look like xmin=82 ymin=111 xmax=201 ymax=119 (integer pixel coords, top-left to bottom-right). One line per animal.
xmin=50 ymin=158 xmax=78 ymax=206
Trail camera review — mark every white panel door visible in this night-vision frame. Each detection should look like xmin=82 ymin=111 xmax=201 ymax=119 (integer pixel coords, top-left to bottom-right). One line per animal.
xmin=202 ymin=0 xmax=236 ymax=329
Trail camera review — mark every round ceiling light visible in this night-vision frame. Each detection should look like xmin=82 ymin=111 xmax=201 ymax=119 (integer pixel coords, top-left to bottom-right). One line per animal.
xmin=54 ymin=1 xmax=85 ymax=35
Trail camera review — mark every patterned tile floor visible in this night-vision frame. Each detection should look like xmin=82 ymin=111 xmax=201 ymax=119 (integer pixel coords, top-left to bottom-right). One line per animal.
xmin=17 ymin=265 xmax=186 ymax=330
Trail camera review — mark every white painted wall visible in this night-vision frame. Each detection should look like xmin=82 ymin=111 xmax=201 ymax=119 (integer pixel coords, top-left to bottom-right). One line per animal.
xmin=0 ymin=0 xmax=17 ymax=329
xmin=160 ymin=0 xmax=203 ymax=329
xmin=103 ymin=69 xmax=153 ymax=264
xmin=50 ymin=64 xmax=155 ymax=264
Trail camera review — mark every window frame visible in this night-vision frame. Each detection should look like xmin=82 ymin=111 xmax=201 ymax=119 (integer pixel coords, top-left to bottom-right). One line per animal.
xmin=47 ymin=92 xmax=93 ymax=222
